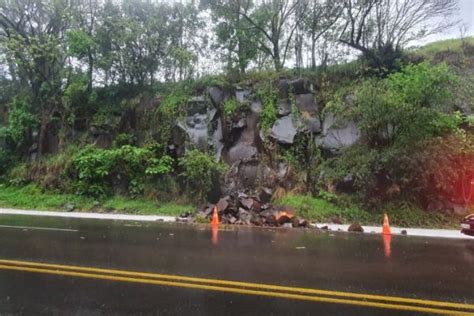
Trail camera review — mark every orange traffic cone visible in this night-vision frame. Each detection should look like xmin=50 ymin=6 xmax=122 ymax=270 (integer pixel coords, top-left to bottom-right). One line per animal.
xmin=382 ymin=213 xmax=391 ymax=235
xmin=211 ymin=207 xmax=219 ymax=226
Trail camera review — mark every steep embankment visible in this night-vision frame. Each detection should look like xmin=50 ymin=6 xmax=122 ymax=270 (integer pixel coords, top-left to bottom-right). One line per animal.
xmin=1 ymin=39 xmax=473 ymax=228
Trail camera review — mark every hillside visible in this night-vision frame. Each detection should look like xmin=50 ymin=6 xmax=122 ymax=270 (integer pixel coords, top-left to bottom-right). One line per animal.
xmin=0 ymin=37 xmax=473 ymax=228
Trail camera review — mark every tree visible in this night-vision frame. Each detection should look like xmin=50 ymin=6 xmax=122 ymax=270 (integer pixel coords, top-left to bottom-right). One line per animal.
xmin=239 ymin=0 xmax=307 ymax=71
xmin=0 ymin=0 xmax=72 ymax=156
xmin=208 ymin=0 xmax=259 ymax=74
xmin=164 ymin=1 xmax=204 ymax=82
xmin=93 ymin=0 xmax=171 ymax=86
xmin=301 ymin=0 xmax=343 ymax=69
xmin=68 ymin=0 xmax=101 ymax=91
xmin=339 ymin=0 xmax=459 ymax=70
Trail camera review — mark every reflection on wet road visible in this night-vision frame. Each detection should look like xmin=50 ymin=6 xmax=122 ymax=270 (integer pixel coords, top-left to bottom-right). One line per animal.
xmin=0 ymin=215 xmax=473 ymax=315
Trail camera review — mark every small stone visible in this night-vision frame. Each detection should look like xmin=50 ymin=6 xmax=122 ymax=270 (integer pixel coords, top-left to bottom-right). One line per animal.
xmin=401 ymin=230 xmax=408 ymax=235
xmin=320 ymin=225 xmax=329 ymax=230
xmin=282 ymin=223 xmax=293 ymax=228
xmin=348 ymin=223 xmax=364 ymax=233
xmin=227 ymin=216 xmax=237 ymax=224
xmin=64 ymin=202 xmax=75 ymax=212
xmin=240 ymin=198 xmax=254 ymax=210
xmin=238 ymin=208 xmax=252 ymax=225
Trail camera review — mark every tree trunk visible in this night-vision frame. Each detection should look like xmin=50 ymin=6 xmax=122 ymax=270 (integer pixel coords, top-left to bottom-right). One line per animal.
xmin=311 ymin=34 xmax=317 ymax=70
xmin=273 ymin=44 xmax=282 ymax=71
xmin=37 ymin=114 xmax=49 ymax=158
xmin=87 ymin=50 xmax=93 ymax=92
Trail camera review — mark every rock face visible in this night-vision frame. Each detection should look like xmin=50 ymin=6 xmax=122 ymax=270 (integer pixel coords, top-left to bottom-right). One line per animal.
xmin=166 ymin=81 xmax=363 ymax=226
xmin=224 ymin=109 xmax=260 ymax=164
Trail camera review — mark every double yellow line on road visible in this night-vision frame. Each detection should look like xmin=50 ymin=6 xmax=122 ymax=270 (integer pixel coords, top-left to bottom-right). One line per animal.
xmin=0 ymin=259 xmax=473 ymax=315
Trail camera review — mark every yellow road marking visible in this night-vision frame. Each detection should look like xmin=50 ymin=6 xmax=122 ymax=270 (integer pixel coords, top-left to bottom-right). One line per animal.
xmin=0 ymin=264 xmax=472 ymax=315
xmin=0 ymin=260 xmax=473 ymax=315
xmin=0 ymin=259 xmax=472 ymax=312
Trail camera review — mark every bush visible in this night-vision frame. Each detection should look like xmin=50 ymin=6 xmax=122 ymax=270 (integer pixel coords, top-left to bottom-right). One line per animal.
xmin=319 ymin=62 xmax=467 ymax=207
xmin=6 ymin=146 xmax=79 ymax=189
xmin=349 ymin=62 xmax=460 ymax=148
xmin=2 ymin=97 xmax=37 ymax=156
xmin=178 ymin=150 xmax=227 ymax=202
xmin=69 ymin=145 xmax=173 ymax=197
xmin=222 ymin=97 xmax=240 ymax=116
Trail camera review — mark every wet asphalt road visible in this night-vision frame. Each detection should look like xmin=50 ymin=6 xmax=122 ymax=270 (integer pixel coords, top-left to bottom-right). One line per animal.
xmin=0 ymin=215 xmax=473 ymax=315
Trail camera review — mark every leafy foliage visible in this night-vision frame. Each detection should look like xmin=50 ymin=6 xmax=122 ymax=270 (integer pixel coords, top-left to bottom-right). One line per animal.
xmin=222 ymin=97 xmax=239 ymax=116
xmin=319 ymin=62 xmax=468 ymax=207
xmin=69 ymin=145 xmax=173 ymax=197
xmin=178 ymin=149 xmax=227 ymax=202
xmin=256 ymin=81 xmax=278 ymax=130
xmin=222 ymin=97 xmax=249 ymax=117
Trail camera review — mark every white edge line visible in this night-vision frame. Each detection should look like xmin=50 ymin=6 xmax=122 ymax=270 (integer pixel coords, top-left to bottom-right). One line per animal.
xmin=0 ymin=224 xmax=78 ymax=232
xmin=313 ymin=223 xmax=474 ymax=240
xmin=0 ymin=209 xmax=176 ymax=223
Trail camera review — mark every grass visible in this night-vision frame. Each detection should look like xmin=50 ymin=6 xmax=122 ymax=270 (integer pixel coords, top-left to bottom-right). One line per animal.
xmin=0 ymin=184 xmax=463 ymax=228
xmin=412 ymin=37 xmax=474 ymax=57
xmin=274 ymin=194 xmax=461 ymax=229
xmin=0 ymin=184 xmax=192 ymax=216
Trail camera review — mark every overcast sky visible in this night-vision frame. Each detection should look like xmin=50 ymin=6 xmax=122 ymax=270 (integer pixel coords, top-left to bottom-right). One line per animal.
xmin=421 ymin=0 xmax=474 ymax=43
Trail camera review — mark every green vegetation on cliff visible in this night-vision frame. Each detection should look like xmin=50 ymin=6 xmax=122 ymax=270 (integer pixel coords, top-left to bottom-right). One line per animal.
xmin=0 ymin=0 xmax=472 ymax=225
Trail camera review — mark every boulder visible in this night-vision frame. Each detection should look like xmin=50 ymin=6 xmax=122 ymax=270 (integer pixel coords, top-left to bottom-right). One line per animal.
xmin=271 ymin=116 xmax=298 ymax=144
xmin=216 ymin=197 xmax=230 ymax=212
xmin=238 ymin=208 xmax=252 ymax=225
xmin=277 ymin=100 xmax=291 ymax=116
xmin=290 ymin=78 xmax=310 ymax=94
xmin=208 ymin=86 xmax=224 ymax=106
xmin=318 ymin=113 xmax=360 ymax=153
xmin=240 ymin=198 xmax=254 ymax=210
xmin=235 ymin=88 xmax=251 ymax=103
